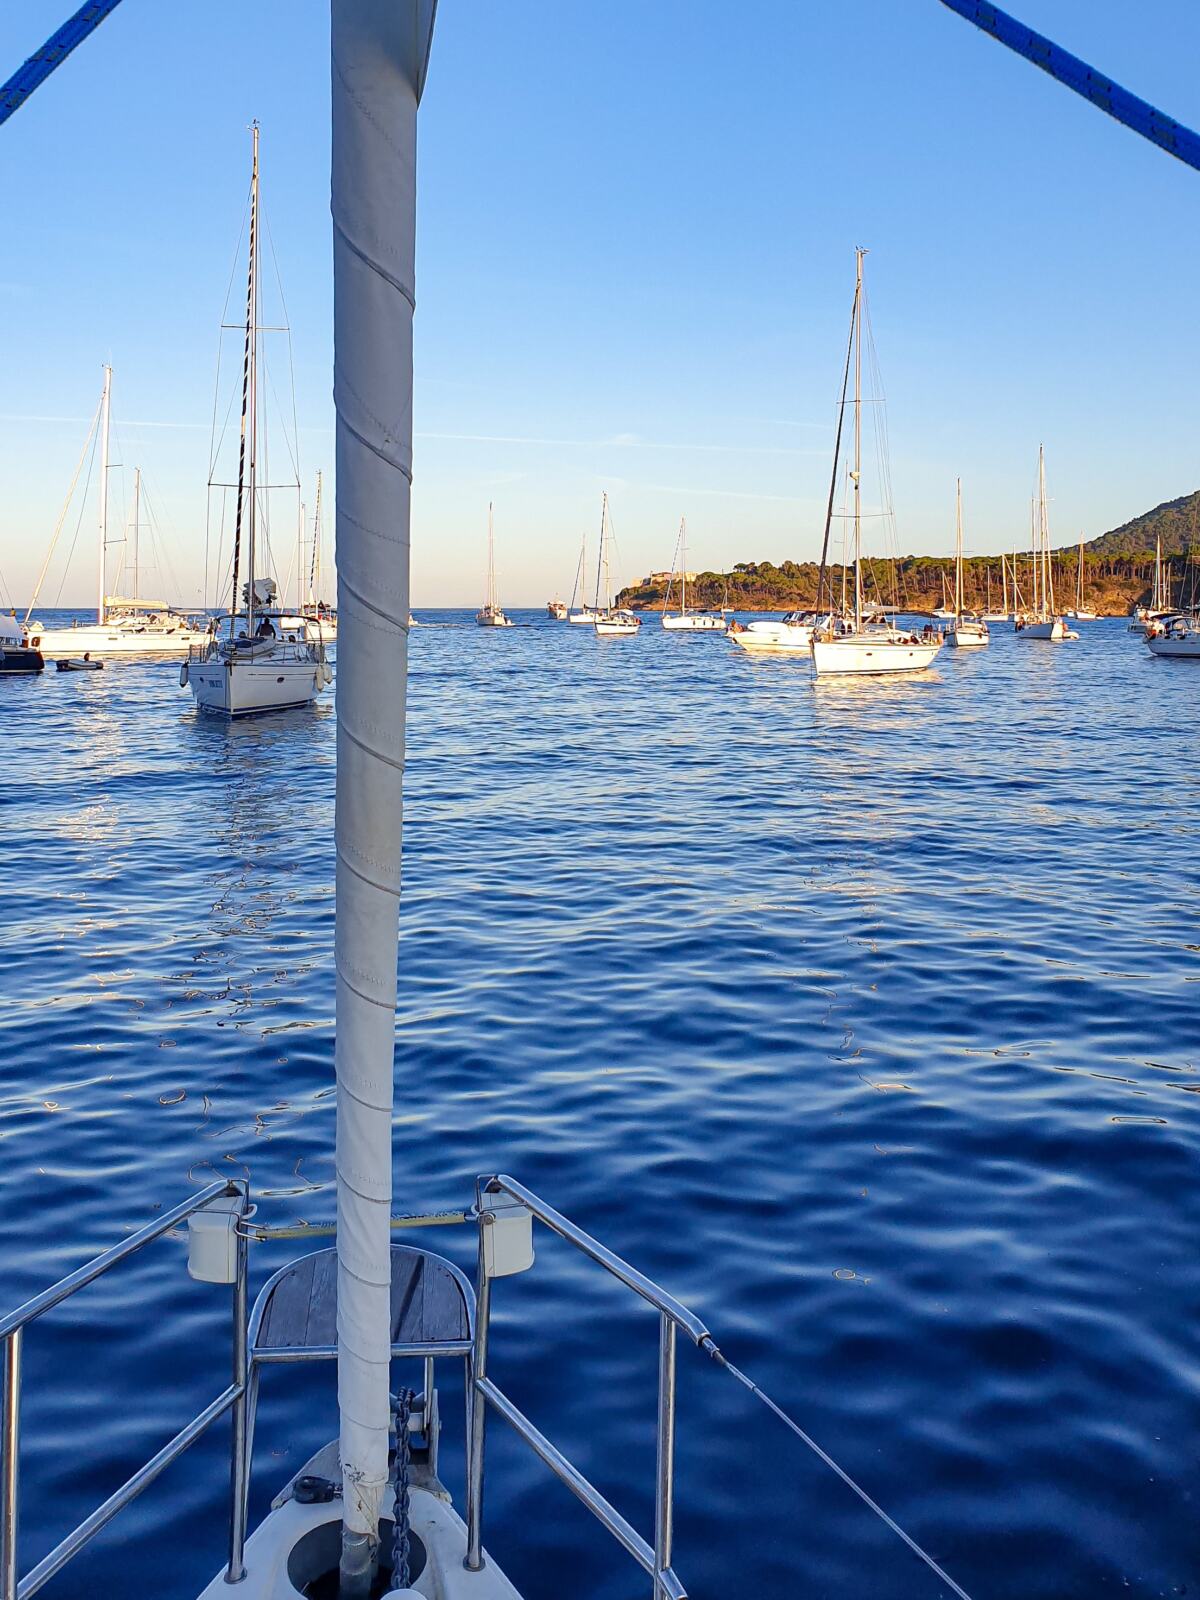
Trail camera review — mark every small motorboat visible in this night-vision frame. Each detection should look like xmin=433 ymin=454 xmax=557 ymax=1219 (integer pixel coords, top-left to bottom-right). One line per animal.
xmin=55 ymin=654 xmax=104 ymax=672
xmin=0 ymin=612 xmax=43 ymax=674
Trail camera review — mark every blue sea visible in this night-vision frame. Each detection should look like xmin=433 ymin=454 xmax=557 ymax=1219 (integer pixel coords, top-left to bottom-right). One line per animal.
xmin=1 ymin=607 xmax=1197 ymax=1599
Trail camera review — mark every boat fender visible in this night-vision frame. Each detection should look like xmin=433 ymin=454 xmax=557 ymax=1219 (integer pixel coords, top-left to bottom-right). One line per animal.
xmin=179 ymin=662 xmax=189 ymax=687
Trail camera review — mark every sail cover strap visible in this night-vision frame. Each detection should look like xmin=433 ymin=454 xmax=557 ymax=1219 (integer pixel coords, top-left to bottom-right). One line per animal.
xmin=0 ymin=1 xmax=125 ymax=127
xmin=938 ymin=0 xmax=1200 ymax=174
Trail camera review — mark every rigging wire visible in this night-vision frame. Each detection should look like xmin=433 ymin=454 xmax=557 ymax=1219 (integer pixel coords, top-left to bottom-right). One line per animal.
xmin=24 ymin=393 xmax=103 ymax=620
xmin=49 ymin=421 xmax=101 ymax=611
xmin=703 ymin=1340 xmax=975 ymax=1600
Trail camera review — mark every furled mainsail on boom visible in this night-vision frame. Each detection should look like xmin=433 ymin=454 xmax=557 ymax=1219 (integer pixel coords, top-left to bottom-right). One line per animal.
xmin=331 ymin=0 xmax=436 ymax=1587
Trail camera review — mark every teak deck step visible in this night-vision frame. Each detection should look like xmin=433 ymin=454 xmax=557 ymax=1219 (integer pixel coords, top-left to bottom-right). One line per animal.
xmin=254 ymin=1244 xmax=473 ymax=1353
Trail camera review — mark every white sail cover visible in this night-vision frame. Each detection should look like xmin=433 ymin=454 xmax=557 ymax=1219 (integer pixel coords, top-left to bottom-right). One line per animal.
xmin=331 ymin=0 xmax=436 ymax=1564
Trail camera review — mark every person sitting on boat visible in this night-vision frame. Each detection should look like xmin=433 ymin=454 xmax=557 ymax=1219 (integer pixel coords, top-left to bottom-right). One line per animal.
xmin=255 ymin=615 xmax=276 ymax=639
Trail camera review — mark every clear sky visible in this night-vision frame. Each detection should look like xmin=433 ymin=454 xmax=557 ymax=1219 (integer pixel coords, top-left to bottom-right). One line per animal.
xmin=1 ymin=0 xmax=1198 ymax=610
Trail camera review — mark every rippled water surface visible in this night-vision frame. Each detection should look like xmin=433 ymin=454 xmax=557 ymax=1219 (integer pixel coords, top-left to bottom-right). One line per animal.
xmin=1 ymin=609 xmax=1198 ymax=1599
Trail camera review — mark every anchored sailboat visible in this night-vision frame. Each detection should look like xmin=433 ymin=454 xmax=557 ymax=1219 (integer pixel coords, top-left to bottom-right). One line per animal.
xmin=947 ymin=480 xmax=988 ymax=648
xmin=1014 ymin=448 xmax=1073 ymax=641
xmin=301 ymin=471 xmax=338 ymax=639
xmin=25 ymin=368 xmax=209 ymax=656
xmin=592 ymin=493 xmax=640 ymax=636
xmin=811 ymin=250 xmax=941 ymax=677
xmin=565 ymin=532 xmax=599 ymax=623
xmin=476 ymin=503 xmax=513 ymax=627
xmin=185 ymin=125 xmax=329 ymax=716
xmin=661 ymin=518 xmax=725 ymax=632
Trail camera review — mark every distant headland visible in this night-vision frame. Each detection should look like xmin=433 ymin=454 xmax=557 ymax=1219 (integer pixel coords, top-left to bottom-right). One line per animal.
xmin=618 ymin=490 xmax=1200 ymax=616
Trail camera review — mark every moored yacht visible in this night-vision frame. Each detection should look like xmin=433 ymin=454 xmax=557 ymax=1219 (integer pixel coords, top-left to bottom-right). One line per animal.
xmin=25 ymin=373 xmax=209 ymax=656
xmin=591 ymin=492 xmax=641 ymax=637
xmin=947 ymin=480 xmax=989 ymax=648
xmin=185 ymin=127 xmax=329 ymax=717
xmin=810 ymin=250 xmax=942 ymax=678
xmin=1015 ymin=448 xmax=1073 ymax=641
xmin=661 ymin=518 xmax=726 ymax=631
xmin=476 ymin=503 xmax=513 ymax=627
xmin=0 ymin=611 xmax=42 ymax=674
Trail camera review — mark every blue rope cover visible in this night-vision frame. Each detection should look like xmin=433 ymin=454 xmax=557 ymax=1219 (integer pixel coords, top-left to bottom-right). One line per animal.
xmin=939 ymin=0 xmax=1200 ymax=174
xmin=0 ymin=0 xmax=126 ymax=128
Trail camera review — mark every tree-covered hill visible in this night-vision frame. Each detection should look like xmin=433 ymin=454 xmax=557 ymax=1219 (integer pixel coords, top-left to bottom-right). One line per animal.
xmin=1085 ymin=490 xmax=1200 ymax=560
xmin=616 ymin=489 xmax=1200 ymax=616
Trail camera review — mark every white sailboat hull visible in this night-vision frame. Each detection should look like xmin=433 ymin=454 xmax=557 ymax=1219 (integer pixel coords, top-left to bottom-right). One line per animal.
xmin=1147 ymin=631 xmax=1200 ymax=659
xmin=661 ymin=612 xmax=726 ymax=632
xmin=567 ymin=610 xmax=600 ymax=624
xmin=729 ymin=621 xmax=814 ymax=653
xmin=476 ymin=613 xmax=513 ymax=627
xmin=811 ymin=634 xmax=941 ymax=676
xmin=594 ymin=620 xmax=639 ymax=636
xmin=948 ymin=623 xmax=989 ymax=648
xmin=26 ymin=622 xmax=208 ymax=656
xmin=1016 ymin=618 xmax=1067 ymax=640
xmin=188 ymin=652 xmax=326 ymax=716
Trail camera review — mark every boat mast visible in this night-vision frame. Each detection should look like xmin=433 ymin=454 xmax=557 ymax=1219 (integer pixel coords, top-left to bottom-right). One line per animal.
xmin=954 ymin=478 xmax=964 ymax=620
xmin=131 ymin=466 xmax=140 ymax=600
xmin=96 ymin=363 xmax=111 ymax=624
xmin=1077 ymin=533 xmax=1084 ymax=612
xmin=1001 ymin=552 xmax=1009 ymax=617
xmin=594 ymin=492 xmax=607 ymax=611
xmin=331 ymin=3 xmax=433 ymax=1587
xmin=229 ymin=124 xmax=260 ymax=638
xmin=680 ymin=517 xmax=687 ymax=616
xmin=311 ymin=469 xmax=324 ymax=606
xmin=246 ymin=123 xmax=260 ymax=634
xmin=486 ymin=501 xmax=495 ymax=611
xmin=1039 ymin=448 xmax=1054 ymax=615
xmin=853 ymin=247 xmax=864 ymax=631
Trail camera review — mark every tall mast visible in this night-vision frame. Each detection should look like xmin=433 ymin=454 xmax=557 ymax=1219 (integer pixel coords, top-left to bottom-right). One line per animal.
xmin=96 ymin=364 xmax=111 ymax=624
xmin=853 ymin=247 xmax=864 ymax=631
xmin=594 ymin=492 xmax=607 ymax=611
xmin=246 ymin=122 xmax=260 ymax=634
xmin=311 ymin=469 xmax=324 ymax=605
xmin=1077 ymin=533 xmax=1084 ymax=611
xmin=331 ymin=2 xmax=434 ymax=1589
xmin=131 ymin=466 xmax=140 ymax=601
xmin=486 ymin=501 xmax=495 ymax=610
xmin=229 ymin=123 xmax=260 ymax=636
xmin=680 ymin=517 xmax=687 ymax=615
xmin=1040 ymin=448 xmax=1054 ymax=615
xmin=1001 ymin=551 xmax=1009 ymax=617
xmin=954 ymin=478 xmax=963 ymax=619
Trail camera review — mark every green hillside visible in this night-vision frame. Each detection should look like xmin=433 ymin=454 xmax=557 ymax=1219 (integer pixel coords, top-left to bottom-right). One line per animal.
xmin=1087 ymin=491 xmax=1200 ymax=559
xmin=617 ymin=489 xmax=1200 ymax=617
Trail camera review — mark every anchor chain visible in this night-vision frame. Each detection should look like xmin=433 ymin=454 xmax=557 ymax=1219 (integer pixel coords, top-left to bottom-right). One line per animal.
xmin=391 ymin=1388 xmax=415 ymax=1590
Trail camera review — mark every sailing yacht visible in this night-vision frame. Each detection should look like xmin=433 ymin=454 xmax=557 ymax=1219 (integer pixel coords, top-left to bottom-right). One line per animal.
xmin=476 ymin=504 xmax=513 ymax=627
xmin=1130 ymin=532 xmax=1173 ymax=632
xmin=186 ymin=126 xmax=329 ymax=716
xmin=811 ymin=251 xmax=941 ymax=678
xmin=592 ymin=492 xmax=640 ymax=636
xmin=1065 ymin=533 xmax=1097 ymax=619
xmin=931 ymin=570 xmax=956 ymax=620
xmin=1014 ymin=448 xmax=1072 ymax=641
xmin=566 ymin=532 xmax=600 ymax=623
xmin=25 ymin=369 xmax=209 ymax=656
xmin=947 ymin=480 xmax=988 ymax=648
xmin=661 ymin=518 xmax=725 ymax=631
xmin=300 ymin=471 xmax=338 ymax=640
xmin=981 ymin=558 xmax=1009 ymax=622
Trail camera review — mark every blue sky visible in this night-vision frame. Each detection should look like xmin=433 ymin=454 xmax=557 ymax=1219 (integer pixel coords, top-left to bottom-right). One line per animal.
xmin=1 ymin=0 xmax=1198 ymax=609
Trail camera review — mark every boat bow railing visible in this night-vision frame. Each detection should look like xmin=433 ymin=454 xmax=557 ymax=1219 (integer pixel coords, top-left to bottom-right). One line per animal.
xmin=466 ymin=1173 xmax=708 ymax=1600
xmin=0 ymin=1178 xmax=249 ymax=1600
